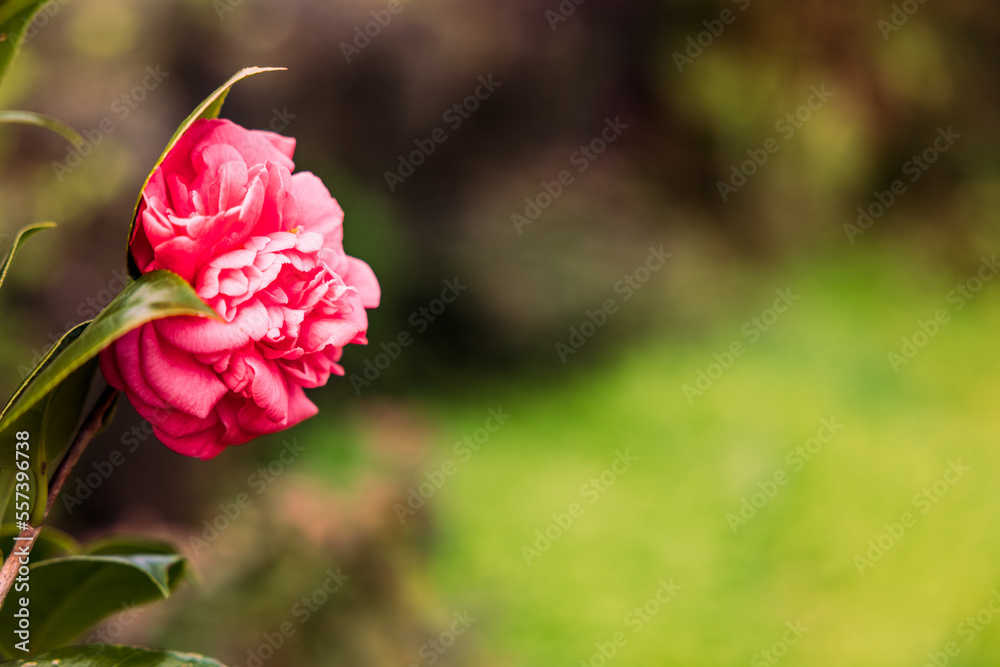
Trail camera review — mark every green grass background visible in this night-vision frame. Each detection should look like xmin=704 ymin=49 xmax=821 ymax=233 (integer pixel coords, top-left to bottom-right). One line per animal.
xmin=375 ymin=248 xmax=1000 ymax=666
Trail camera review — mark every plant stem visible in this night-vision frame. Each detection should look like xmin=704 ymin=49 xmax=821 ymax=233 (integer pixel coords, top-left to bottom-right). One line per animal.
xmin=0 ymin=385 xmax=119 ymax=608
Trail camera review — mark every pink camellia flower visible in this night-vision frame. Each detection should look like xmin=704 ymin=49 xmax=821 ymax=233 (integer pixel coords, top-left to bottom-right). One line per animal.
xmin=99 ymin=118 xmax=380 ymax=460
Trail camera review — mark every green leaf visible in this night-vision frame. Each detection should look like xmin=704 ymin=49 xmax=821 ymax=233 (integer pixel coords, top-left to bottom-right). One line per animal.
xmin=80 ymin=535 xmax=179 ymax=557
xmin=0 ymin=551 xmax=189 ymax=655
xmin=0 ymin=110 xmax=83 ymax=145
xmin=0 ymin=222 xmax=55 ymax=293
xmin=126 ymin=66 xmax=285 ymax=278
xmin=0 ymin=323 xmax=98 ymax=522
xmin=0 ymin=324 xmax=98 ymax=518
xmin=0 ymin=322 xmax=89 ymax=425
xmin=0 ymin=270 xmax=219 ymax=438
xmin=0 ymin=524 xmax=77 ymax=562
xmin=30 ymin=355 xmax=99 ymax=520
xmin=0 ymin=251 xmax=92 ymax=517
xmin=0 ymin=471 xmax=12 ymax=523
xmin=38 ymin=353 xmax=99 ymax=468
xmin=0 ymin=0 xmax=53 ymax=88
xmin=1 ymin=645 xmax=228 ymax=666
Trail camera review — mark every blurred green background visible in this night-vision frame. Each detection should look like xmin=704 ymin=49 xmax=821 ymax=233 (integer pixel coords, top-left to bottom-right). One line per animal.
xmin=3 ymin=0 xmax=1000 ymax=665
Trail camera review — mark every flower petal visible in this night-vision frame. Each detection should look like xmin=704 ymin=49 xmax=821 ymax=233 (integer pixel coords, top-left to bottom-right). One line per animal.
xmin=140 ymin=325 xmax=228 ymax=420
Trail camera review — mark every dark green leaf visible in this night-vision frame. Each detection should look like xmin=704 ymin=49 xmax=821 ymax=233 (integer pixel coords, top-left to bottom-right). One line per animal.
xmin=0 ymin=270 xmax=219 ymax=437
xmin=0 ymin=322 xmax=89 ymax=424
xmin=38 ymin=355 xmax=98 ymax=468
xmin=0 ymin=551 xmax=189 ymax=655
xmin=29 ymin=356 xmax=99 ymax=520
xmin=1 ymin=645 xmax=227 ymax=666
xmin=0 ymin=0 xmax=52 ymax=88
xmin=126 ymin=66 xmax=285 ymax=278
xmin=0 ymin=222 xmax=55 ymax=293
xmin=0 ymin=322 xmax=97 ymax=524
xmin=81 ymin=535 xmax=179 ymax=557
xmin=96 ymin=391 xmax=120 ymax=434
xmin=0 ymin=471 xmax=12 ymax=524
xmin=0 ymin=110 xmax=82 ymax=145
xmin=0 ymin=524 xmax=77 ymax=562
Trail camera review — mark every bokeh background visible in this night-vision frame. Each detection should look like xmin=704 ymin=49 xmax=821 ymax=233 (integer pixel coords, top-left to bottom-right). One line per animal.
xmin=3 ymin=0 xmax=1000 ymax=665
